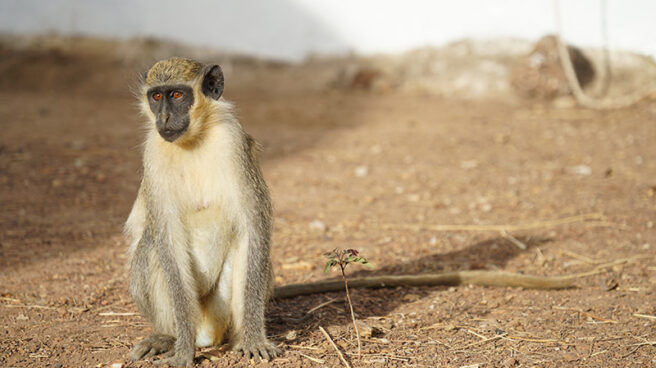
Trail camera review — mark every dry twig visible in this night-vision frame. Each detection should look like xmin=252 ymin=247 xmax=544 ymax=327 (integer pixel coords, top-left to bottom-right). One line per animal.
xmin=552 ymin=306 xmax=618 ymax=324
xmin=298 ymin=353 xmax=325 ymax=364
xmin=633 ymin=313 xmax=656 ymax=321
xmin=455 ymin=333 xmax=508 ymax=350
xmin=500 ymin=231 xmax=527 ymax=250
xmin=287 ymin=344 xmax=321 ymax=351
xmin=506 ymin=335 xmax=561 ymax=344
xmin=0 ymin=296 xmax=21 ymax=303
xmin=319 ymin=326 xmax=351 ymax=368
xmin=561 ymin=250 xmax=599 ymax=264
xmin=307 ymin=298 xmax=337 ymax=314
xmin=622 ymin=338 xmax=656 ymax=358
xmin=98 ymin=312 xmax=137 ymax=316
xmin=4 ymin=304 xmax=56 ymax=310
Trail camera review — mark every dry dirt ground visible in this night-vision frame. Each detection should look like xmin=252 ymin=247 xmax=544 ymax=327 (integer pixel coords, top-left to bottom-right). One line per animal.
xmin=1 ymin=39 xmax=655 ymax=368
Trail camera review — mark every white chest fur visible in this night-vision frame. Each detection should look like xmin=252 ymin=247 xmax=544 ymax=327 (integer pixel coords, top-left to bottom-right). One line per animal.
xmin=146 ymin=123 xmax=245 ymax=294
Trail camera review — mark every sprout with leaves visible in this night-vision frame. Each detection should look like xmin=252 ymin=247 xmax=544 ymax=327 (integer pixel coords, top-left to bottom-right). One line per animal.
xmin=324 ymin=248 xmax=372 ymax=358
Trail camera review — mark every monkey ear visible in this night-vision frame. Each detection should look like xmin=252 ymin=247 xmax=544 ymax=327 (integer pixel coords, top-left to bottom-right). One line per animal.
xmin=201 ymin=64 xmax=224 ymax=100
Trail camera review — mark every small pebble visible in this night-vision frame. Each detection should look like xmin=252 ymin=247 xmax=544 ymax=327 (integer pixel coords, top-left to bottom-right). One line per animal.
xmin=568 ymin=165 xmax=591 ymax=176
xmin=460 ymin=160 xmax=479 ymax=169
xmin=354 ymin=165 xmax=368 ymax=177
xmin=308 ymin=219 xmax=326 ymax=232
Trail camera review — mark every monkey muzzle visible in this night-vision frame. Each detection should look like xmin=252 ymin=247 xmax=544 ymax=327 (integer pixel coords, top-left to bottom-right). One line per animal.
xmin=156 ymin=114 xmax=189 ymax=142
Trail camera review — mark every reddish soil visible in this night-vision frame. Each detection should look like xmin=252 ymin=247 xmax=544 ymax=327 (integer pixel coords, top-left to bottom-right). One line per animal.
xmin=1 ymin=41 xmax=655 ymax=368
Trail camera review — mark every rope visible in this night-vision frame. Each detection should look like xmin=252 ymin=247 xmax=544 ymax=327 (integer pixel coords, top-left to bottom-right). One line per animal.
xmin=553 ymin=0 xmax=654 ymax=109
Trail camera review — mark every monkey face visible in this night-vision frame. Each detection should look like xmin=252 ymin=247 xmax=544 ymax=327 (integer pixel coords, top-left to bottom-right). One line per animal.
xmin=141 ymin=59 xmax=225 ymax=145
xmin=147 ymin=85 xmax=194 ymax=142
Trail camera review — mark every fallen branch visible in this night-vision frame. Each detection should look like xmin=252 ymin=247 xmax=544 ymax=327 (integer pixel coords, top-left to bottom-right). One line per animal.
xmin=275 ymin=270 xmax=579 ymax=298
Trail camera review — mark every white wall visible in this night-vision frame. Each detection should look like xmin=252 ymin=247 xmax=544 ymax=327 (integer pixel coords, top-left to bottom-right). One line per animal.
xmin=0 ymin=0 xmax=653 ymax=61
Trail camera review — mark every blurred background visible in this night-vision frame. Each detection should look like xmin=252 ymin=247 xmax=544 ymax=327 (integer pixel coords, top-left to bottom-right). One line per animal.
xmin=1 ymin=1 xmax=655 ymax=367
xmin=1 ymin=0 xmax=655 ymax=61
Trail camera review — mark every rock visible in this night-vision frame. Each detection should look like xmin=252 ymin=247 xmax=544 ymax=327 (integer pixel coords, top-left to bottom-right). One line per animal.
xmin=567 ymin=165 xmax=592 ymax=176
xmin=308 ymin=219 xmax=326 ymax=232
xmin=402 ymin=294 xmax=420 ymax=302
xmin=355 ymin=320 xmax=375 ymax=338
xmin=406 ymin=194 xmax=420 ymax=202
xmin=460 ymin=160 xmax=479 ymax=169
xmin=510 ymin=35 xmax=595 ymax=100
xmin=350 ymin=67 xmax=382 ymax=90
xmin=354 ymin=165 xmax=368 ymax=177
xmin=285 ymin=330 xmax=297 ymax=341
xmin=562 ymin=352 xmax=579 ymax=362
xmin=552 ymin=96 xmax=576 ymax=109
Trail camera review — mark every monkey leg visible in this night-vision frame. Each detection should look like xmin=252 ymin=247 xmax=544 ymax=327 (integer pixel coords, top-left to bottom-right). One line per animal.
xmin=129 ymin=237 xmax=196 ymax=367
xmin=129 ymin=251 xmax=177 ymax=335
xmin=129 ymin=260 xmax=179 ymax=361
xmin=228 ymin=234 xmax=280 ymax=361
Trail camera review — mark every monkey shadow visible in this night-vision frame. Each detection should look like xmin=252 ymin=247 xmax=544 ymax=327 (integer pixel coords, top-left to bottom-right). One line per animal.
xmin=267 ymin=235 xmax=552 ymax=344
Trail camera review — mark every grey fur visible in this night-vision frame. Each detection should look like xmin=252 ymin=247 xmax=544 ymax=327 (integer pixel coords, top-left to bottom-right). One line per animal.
xmin=231 ymin=135 xmax=278 ymax=358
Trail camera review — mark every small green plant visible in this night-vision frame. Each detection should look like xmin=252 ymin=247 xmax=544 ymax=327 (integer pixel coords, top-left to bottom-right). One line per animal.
xmin=324 ymin=248 xmax=372 ymax=358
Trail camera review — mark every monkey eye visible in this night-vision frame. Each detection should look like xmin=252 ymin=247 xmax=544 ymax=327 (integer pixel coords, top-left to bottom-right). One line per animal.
xmin=152 ymin=92 xmax=163 ymax=101
xmin=172 ymin=91 xmax=183 ymax=99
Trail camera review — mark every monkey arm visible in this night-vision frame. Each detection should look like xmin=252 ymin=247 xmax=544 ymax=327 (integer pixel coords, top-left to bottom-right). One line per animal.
xmin=273 ymin=270 xmax=576 ymax=299
xmin=124 ymin=186 xmax=147 ymax=255
xmin=152 ymin=212 xmax=199 ymax=366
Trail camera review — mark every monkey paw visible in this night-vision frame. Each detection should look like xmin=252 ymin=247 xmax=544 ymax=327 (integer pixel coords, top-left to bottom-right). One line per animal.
xmin=130 ymin=334 xmax=176 ymax=361
xmin=152 ymin=352 xmax=194 ymax=368
xmin=232 ymin=338 xmax=281 ymax=362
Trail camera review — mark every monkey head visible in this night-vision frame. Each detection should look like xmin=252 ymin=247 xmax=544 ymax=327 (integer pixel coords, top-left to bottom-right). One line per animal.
xmin=140 ymin=57 xmax=224 ymax=145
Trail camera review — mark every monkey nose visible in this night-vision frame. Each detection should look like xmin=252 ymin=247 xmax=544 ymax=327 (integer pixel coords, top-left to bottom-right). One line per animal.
xmin=160 ymin=113 xmax=170 ymax=123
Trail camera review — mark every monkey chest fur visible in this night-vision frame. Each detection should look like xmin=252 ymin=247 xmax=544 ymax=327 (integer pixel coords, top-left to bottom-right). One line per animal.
xmin=152 ymin=134 xmax=245 ymax=297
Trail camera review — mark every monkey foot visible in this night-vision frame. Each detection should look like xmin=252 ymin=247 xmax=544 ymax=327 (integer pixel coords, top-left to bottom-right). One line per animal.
xmin=152 ymin=353 xmax=194 ymax=368
xmin=232 ymin=338 xmax=281 ymax=362
xmin=129 ymin=334 xmax=176 ymax=361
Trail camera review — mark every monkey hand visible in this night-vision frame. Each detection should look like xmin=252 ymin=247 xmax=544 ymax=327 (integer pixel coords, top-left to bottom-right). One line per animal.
xmin=232 ymin=337 xmax=280 ymax=362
